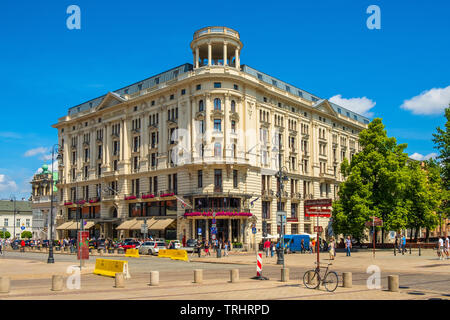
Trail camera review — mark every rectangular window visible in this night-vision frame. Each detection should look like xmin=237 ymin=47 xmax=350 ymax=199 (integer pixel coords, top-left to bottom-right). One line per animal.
xmin=16 ymin=219 xmax=20 ymax=227
xmin=233 ymin=170 xmax=238 ymax=188
xmin=214 ymin=169 xmax=222 ymax=188
xmin=214 ymin=82 xmax=221 ymax=88
xmin=262 ymin=201 xmax=270 ymax=219
xmin=196 ymin=84 xmax=201 ymax=90
xmin=153 ymin=176 xmax=158 ymax=194
xmin=198 ymin=170 xmax=203 ymax=188
xmin=291 ymin=224 xmax=298 ymax=234
xmin=231 ymin=120 xmax=236 ymax=133
xmin=214 ymin=119 xmax=222 ymax=132
xmin=181 ymin=89 xmax=186 ymax=95
xmin=233 ymin=84 xmax=239 ymax=90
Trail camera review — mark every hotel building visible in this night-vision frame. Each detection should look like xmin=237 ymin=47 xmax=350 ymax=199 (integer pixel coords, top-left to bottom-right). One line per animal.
xmin=53 ymin=27 xmax=369 ymax=247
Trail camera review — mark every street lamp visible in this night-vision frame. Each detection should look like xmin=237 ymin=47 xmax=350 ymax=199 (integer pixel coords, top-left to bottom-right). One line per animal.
xmin=47 ymin=144 xmax=62 ymax=264
xmin=9 ymin=195 xmax=17 ymax=240
xmin=276 ymin=133 xmax=289 ymax=267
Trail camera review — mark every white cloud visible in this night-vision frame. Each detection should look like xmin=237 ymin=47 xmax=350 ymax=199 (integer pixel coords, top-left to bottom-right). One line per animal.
xmin=24 ymin=147 xmax=50 ymax=157
xmin=401 ymin=86 xmax=450 ymax=115
xmin=409 ymin=152 xmax=438 ymax=161
xmin=329 ymin=95 xmax=376 ymax=117
xmin=0 ymin=174 xmax=18 ymax=192
xmin=39 ymin=154 xmax=53 ymax=161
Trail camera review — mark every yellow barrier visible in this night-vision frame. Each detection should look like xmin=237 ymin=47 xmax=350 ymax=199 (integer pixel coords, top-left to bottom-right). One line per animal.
xmin=125 ymin=248 xmax=140 ymax=258
xmin=170 ymin=249 xmax=189 ymax=262
xmin=157 ymin=249 xmax=171 ymax=258
xmin=93 ymin=258 xmax=130 ymax=279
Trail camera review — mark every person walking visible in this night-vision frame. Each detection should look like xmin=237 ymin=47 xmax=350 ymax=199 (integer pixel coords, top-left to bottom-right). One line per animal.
xmin=270 ymin=241 xmax=275 ymax=257
xmin=264 ymin=238 xmax=271 ymax=257
xmin=309 ymin=240 xmax=313 ymax=254
xmin=204 ymin=241 xmax=210 ymax=256
xmin=0 ymin=239 xmax=3 ymax=256
xmin=224 ymin=240 xmax=228 ymax=256
xmin=345 ymin=236 xmax=352 ymax=257
xmin=300 ymin=239 xmax=305 ymax=254
xmin=329 ymin=237 xmax=335 ymax=260
xmin=401 ymin=234 xmax=406 ymax=255
xmin=438 ymin=237 xmax=444 ymax=260
xmin=445 ymin=235 xmax=449 ymax=260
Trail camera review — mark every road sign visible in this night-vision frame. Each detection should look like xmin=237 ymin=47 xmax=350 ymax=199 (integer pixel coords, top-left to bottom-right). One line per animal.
xmin=389 ymin=231 xmax=396 ymax=240
xmin=252 ymin=227 xmax=257 ymax=234
xmin=141 ymin=224 xmax=148 ymax=234
xmin=365 ymin=217 xmax=383 ymax=227
xmin=197 ymin=228 xmax=202 ymax=234
xmin=20 ymin=226 xmax=25 ymax=231
xmin=212 ymin=218 xmax=216 ymax=224
xmin=211 ymin=227 xmax=217 ymax=234
xmin=314 ymin=226 xmax=323 ymax=233
xmin=276 ymin=211 xmax=286 ymax=226
xmin=211 ymin=234 xmax=216 ymax=240
xmin=77 ymin=231 xmax=89 ymax=260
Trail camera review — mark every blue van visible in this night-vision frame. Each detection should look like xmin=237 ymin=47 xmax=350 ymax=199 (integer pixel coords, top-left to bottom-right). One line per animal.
xmin=282 ymin=234 xmax=310 ymax=253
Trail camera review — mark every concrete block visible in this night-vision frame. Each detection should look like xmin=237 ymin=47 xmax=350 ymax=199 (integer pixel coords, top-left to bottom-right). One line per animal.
xmin=194 ymin=269 xmax=203 ymax=284
xmin=230 ymin=269 xmax=239 ymax=283
xmin=0 ymin=276 xmax=10 ymax=293
xmin=388 ymin=275 xmax=399 ymax=292
xmin=343 ymin=272 xmax=352 ymax=288
xmin=150 ymin=271 xmax=159 ymax=286
xmin=51 ymin=275 xmax=64 ymax=291
xmin=115 ymin=273 xmax=125 ymax=288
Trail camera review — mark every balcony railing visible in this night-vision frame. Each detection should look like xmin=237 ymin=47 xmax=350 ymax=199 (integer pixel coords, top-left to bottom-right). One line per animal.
xmin=214 ymin=186 xmax=223 ymax=193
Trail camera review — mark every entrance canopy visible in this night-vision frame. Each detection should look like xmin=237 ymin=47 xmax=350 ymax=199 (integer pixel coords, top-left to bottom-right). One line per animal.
xmin=65 ymin=221 xmax=95 ymax=230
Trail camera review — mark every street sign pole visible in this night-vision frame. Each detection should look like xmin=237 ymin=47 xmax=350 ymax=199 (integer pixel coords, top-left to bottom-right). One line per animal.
xmin=317 ymin=213 xmax=320 ymax=271
xmin=373 ymin=216 xmax=375 ymax=259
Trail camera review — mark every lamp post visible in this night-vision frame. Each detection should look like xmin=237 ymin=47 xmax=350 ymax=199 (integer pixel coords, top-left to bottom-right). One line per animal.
xmin=276 ymin=133 xmax=289 ymax=267
xmin=47 ymin=144 xmax=62 ymax=264
xmin=10 ymin=196 xmax=16 ymax=240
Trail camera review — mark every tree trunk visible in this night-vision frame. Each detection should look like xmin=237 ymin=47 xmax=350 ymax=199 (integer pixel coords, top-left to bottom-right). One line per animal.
xmin=410 ymin=229 xmax=413 ymax=243
xmin=414 ymin=228 xmax=419 ymax=242
xmin=425 ymin=229 xmax=429 ymax=243
xmin=381 ymin=227 xmax=385 ymax=244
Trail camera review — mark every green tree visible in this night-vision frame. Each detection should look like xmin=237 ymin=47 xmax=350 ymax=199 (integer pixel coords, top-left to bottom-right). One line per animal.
xmin=432 ymin=106 xmax=450 ymax=218
xmin=404 ymin=160 xmax=441 ymax=241
xmin=332 ymin=118 xmax=409 ymax=242
xmin=21 ymin=231 xmax=32 ymax=239
xmin=0 ymin=231 xmax=11 ymax=239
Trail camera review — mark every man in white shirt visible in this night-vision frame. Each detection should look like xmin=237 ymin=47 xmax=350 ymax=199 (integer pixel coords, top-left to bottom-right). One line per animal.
xmin=438 ymin=237 xmax=444 ymax=260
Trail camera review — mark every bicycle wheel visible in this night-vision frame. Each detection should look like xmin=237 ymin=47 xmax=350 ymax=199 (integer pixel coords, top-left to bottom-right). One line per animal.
xmin=323 ymin=271 xmax=339 ymax=292
xmin=303 ymin=269 xmax=320 ymax=289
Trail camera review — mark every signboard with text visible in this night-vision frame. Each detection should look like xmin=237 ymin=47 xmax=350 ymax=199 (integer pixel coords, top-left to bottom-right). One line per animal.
xmin=304 ymin=199 xmax=332 ymax=217
xmin=77 ymin=231 xmax=89 ymax=260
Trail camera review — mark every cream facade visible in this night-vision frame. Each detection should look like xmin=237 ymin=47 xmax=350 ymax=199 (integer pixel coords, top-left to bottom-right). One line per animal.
xmin=53 ymin=27 xmax=369 ymax=247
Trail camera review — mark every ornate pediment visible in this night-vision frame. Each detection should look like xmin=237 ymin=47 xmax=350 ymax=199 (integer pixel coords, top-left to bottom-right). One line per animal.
xmin=95 ymin=92 xmax=127 ymax=112
xmin=312 ymin=99 xmax=339 ymax=117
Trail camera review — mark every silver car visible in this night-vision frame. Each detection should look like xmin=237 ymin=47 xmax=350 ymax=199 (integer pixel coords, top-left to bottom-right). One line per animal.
xmin=138 ymin=241 xmax=166 ymax=255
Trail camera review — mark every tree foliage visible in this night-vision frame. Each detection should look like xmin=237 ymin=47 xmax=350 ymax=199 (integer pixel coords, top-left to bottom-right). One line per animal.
xmin=332 ymin=118 xmax=409 ymax=241
xmin=21 ymin=231 xmax=32 ymax=239
xmin=0 ymin=231 xmax=11 ymax=239
xmin=432 ymin=106 xmax=450 ymax=217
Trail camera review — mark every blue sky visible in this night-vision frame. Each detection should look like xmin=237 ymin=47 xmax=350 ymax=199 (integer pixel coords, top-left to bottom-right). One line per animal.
xmin=0 ymin=0 xmax=449 ymax=199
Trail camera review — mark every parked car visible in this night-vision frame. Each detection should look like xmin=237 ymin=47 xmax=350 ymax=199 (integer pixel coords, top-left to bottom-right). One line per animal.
xmin=172 ymin=240 xmax=181 ymax=249
xmin=144 ymin=241 xmax=166 ymax=255
xmin=186 ymin=239 xmax=198 ymax=247
xmin=42 ymin=240 xmax=50 ymax=247
xmin=138 ymin=241 xmax=157 ymax=255
xmin=120 ymin=241 xmax=141 ymax=250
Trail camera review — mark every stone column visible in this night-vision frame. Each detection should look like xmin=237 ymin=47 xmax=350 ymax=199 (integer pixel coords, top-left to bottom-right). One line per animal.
xmin=223 ymin=42 xmax=228 ymax=66
xmin=195 ymin=47 xmax=199 ymax=68
xmin=104 ymin=124 xmax=110 ymax=170
xmin=228 ymin=218 xmax=232 ymax=242
xmin=208 ymin=42 xmax=212 ymax=66
xmin=205 ymin=218 xmax=209 ymax=241
xmin=235 ymin=47 xmax=240 ymax=69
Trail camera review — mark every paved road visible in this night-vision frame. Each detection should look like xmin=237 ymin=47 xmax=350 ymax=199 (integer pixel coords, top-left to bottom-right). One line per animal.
xmin=2 ymin=251 xmax=450 ymax=300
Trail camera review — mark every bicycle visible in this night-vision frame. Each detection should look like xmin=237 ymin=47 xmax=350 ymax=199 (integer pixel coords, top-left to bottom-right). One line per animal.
xmin=303 ymin=262 xmax=339 ymax=292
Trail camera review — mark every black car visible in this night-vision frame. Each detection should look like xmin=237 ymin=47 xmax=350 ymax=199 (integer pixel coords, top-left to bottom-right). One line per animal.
xmin=186 ymin=239 xmax=198 ymax=247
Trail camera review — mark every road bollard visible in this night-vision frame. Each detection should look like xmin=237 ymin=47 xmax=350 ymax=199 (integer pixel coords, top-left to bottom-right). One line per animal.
xmin=230 ymin=269 xmax=239 ymax=283
xmin=281 ymin=268 xmax=289 ymax=282
xmin=409 ymin=244 xmax=412 ymax=255
xmin=51 ymin=275 xmax=64 ymax=291
xmin=0 ymin=276 xmax=10 ymax=293
xmin=388 ymin=275 xmax=399 ymax=292
xmin=150 ymin=271 xmax=159 ymax=286
xmin=194 ymin=269 xmax=203 ymax=284
xmin=115 ymin=273 xmax=125 ymax=288
xmin=419 ymin=244 xmax=421 ymax=256
xmin=342 ymin=272 xmax=352 ymax=288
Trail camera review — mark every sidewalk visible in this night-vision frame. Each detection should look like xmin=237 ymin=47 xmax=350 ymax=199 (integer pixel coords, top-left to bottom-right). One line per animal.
xmin=191 ymin=249 xmax=449 ymax=274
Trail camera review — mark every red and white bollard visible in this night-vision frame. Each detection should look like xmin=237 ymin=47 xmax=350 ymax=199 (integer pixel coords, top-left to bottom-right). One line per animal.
xmin=256 ymin=253 xmax=262 ymax=277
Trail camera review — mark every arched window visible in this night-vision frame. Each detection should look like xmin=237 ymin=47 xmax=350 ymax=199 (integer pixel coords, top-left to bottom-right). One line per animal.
xmin=199 ymin=100 xmax=204 ymax=112
xmin=214 ymin=98 xmax=221 ymax=110
xmin=231 ymin=100 xmax=236 ymax=112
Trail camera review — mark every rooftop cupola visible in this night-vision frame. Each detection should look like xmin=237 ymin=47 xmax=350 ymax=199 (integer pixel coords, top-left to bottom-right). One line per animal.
xmin=190 ymin=26 xmax=243 ymax=70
